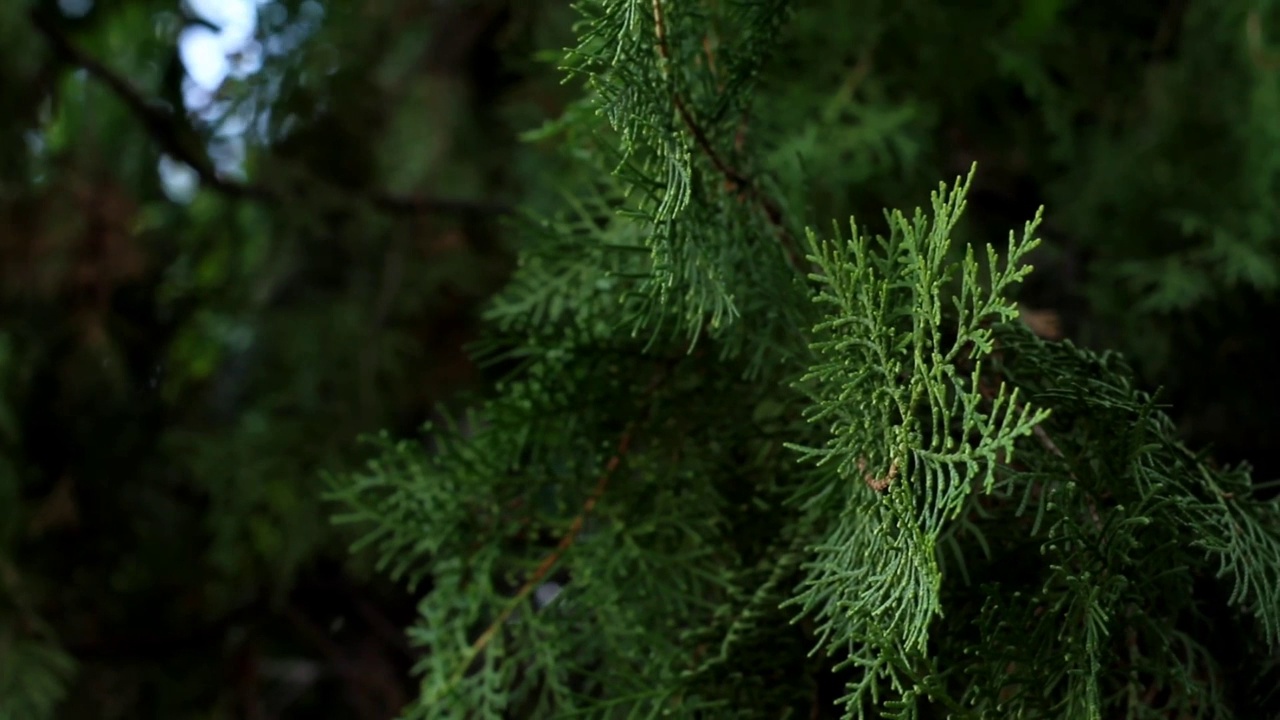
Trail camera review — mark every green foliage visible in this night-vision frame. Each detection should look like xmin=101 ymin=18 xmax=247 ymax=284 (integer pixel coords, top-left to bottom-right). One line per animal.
xmin=6 ymin=0 xmax=1280 ymax=717
xmin=552 ymin=0 xmax=806 ymax=366
xmin=783 ymin=173 xmax=1050 ymax=716
xmin=334 ymin=1 xmax=1280 ymax=718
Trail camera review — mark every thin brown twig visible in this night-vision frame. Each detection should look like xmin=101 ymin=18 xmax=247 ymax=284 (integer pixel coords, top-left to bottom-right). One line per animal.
xmin=650 ymin=0 xmax=807 ymax=272
xmin=445 ymin=424 xmax=637 ymax=689
xmin=444 ymin=361 xmax=676 ymax=691
xmin=29 ymin=8 xmax=511 ymax=219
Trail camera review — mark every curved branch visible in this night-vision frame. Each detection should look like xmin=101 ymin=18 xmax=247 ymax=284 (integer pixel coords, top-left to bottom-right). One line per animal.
xmin=29 ymin=8 xmax=512 ymax=219
xmin=650 ymin=0 xmax=805 ymax=272
xmin=444 ymin=423 xmax=635 ymax=691
xmin=442 ymin=360 xmax=676 ymax=693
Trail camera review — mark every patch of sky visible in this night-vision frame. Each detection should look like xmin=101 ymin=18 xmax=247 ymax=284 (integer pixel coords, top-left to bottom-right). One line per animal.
xmin=162 ymin=0 xmax=325 ymax=201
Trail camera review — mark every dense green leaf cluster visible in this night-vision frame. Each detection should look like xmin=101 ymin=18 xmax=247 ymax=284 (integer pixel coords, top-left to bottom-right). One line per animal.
xmin=334 ymin=1 xmax=1280 ymax=718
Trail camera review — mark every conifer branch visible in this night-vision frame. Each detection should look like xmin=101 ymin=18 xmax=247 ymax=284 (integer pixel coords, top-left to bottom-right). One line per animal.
xmin=444 ymin=362 xmax=673 ymax=693
xmin=980 ymin=341 xmax=1106 ymax=533
xmin=444 ymin=423 xmax=635 ymax=690
xmin=30 ymin=8 xmax=511 ymax=220
xmin=649 ymin=0 xmax=805 ymax=272
xmin=329 ymin=5 xmax=1280 ymax=716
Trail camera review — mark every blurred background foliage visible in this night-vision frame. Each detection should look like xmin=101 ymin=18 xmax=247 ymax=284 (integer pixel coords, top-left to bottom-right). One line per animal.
xmin=1 ymin=0 xmax=572 ymax=717
xmin=1 ymin=0 xmax=1278 ymax=718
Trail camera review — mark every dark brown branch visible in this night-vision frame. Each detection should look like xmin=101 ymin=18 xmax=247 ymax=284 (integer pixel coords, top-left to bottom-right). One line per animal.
xmin=650 ymin=0 xmax=806 ymax=272
xmin=446 ymin=422 xmax=637 ymax=689
xmin=29 ymin=8 xmax=512 ymax=219
xmin=444 ymin=360 xmax=675 ymax=692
